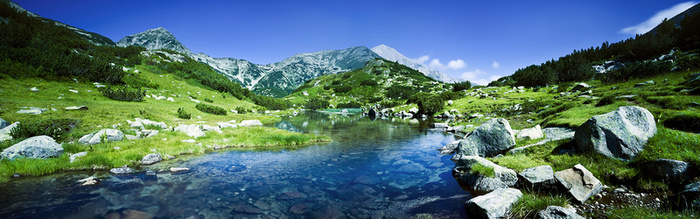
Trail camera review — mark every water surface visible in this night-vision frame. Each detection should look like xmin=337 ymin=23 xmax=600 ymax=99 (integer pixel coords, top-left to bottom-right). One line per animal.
xmin=0 ymin=112 xmax=470 ymax=218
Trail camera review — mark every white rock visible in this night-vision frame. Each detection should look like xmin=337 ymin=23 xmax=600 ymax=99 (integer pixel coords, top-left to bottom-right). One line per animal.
xmin=69 ymin=152 xmax=87 ymax=163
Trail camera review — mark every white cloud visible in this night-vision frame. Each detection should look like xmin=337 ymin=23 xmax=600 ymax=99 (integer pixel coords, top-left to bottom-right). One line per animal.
xmin=492 ymin=61 xmax=500 ymax=68
xmin=448 ymin=59 xmax=466 ymax=69
xmin=429 ymin=59 xmax=444 ymax=69
xmin=413 ymin=55 xmax=430 ymax=65
xmin=620 ymin=2 xmax=697 ymax=35
xmin=459 ymin=69 xmax=503 ymax=85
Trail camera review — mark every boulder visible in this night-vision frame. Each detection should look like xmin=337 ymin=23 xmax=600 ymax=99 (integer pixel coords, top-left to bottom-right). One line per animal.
xmin=575 ymin=106 xmax=656 ymax=160
xmin=1 ymin=135 xmax=63 ymax=160
xmin=77 ymin=176 xmax=100 ymax=186
xmin=69 ymin=152 xmax=87 ymax=163
xmin=79 ymin=129 xmax=125 ymax=145
xmin=570 ymin=83 xmax=590 ymax=92
xmin=408 ymin=107 xmax=419 ymax=114
xmin=680 ymin=182 xmax=700 ymax=210
xmin=0 ymin=121 xmax=19 ymax=141
xmin=453 ymin=156 xmax=518 ymax=193
xmin=438 ymin=140 xmax=460 ymax=154
xmin=174 ymin=124 xmax=205 ymax=138
xmin=110 ymin=165 xmax=132 ymax=175
xmin=537 ymin=206 xmax=585 ymax=219
xmin=464 ymin=188 xmax=522 ymax=219
xmin=239 ymin=120 xmax=263 ymax=127
xmin=518 ymin=165 xmax=555 ymax=190
xmin=130 ymin=118 xmax=168 ymax=130
xmin=642 ymin=159 xmax=690 ymax=185
xmin=554 ymin=164 xmax=603 ymax=203
xmin=516 ymin=124 xmax=544 ymax=140
xmin=452 ymin=118 xmax=516 ymax=159
xmin=202 ymin=125 xmax=222 ymax=133
xmin=141 ymin=153 xmax=163 ymax=165
xmin=65 ymin=106 xmax=89 ymax=111
xmin=447 ymin=125 xmax=465 ymax=133
xmin=0 ymin=118 xmax=10 ymax=130
xmin=432 ymin=123 xmax=449 ymax=129
xmin=16 ymin=107 xmax=46 ymax=115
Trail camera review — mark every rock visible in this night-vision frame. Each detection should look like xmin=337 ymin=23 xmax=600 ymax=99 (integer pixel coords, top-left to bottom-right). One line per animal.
xmin=452 ymin=118 xmax=516 ymax=159
xmin=141 ymin=153 xmax=163 ymax=165
xmin=537 ymin=206 xmax=584 ymax=219
xmin=438 ymin=140 xmax=460 ymax=154
xmin=447 ymin=100 xmax=454 ymax=105
xmin=77 ymin=176 xmax=100 ymax=186
xmin=469 ymin=113 xmax=484 ymax=119
xmin=0 ymin=121 xmax=19 ymax=141
xmin=174 ymin=124 xmax=205 ymax=138
xmin=16 ymin=107 xmax=46 ymax=115
xmin=431 ymin=123 xmax=449 ymax=129
xmin=65 ymin=106 xmax=89 ymax=111
xmin=110 ymin=165 xmax=133 ymax=175
xmin=634 ymin=80 xmax=655 ymax=87
xmin=554 ymin=164 xmax=603 ymax=203
xmin=30 ymin=87 xmax=38 ymax=92
xmin=516 ymin=124 xmax=544 ymax=140
xmin=570 ymin=83 xmax=590 ymax=92
xmin=464 ymin=188 xmax=522 ymax=219
xmin=447 ymin=125 xmax=465 ymax=133
xmin=239 ymin=120 xmax=263 ymax=127
xmin=146 ymin=171 xmax=156 ymax=176
xmin=132 ymin=118 xmax=168 ymax=130
xmin=408 ymin=107 xmax=419 ymax=114
xmin=1 ymin=135 xmax=63 ymax=160
xmin=518 ymin=165 xmax=555 ymax=190
xmin=69 ymin=152 xmax=87 ymax=163
xmin=0 ymin=118 xmax=8 ymax=130
xmin=642 ymin=159 xmax=690 ymax=185
xmin=166 ymin=97 xmax=175 ymax=102
xmin=453 ymin=156 xmax=518 ymax=193
xmin=79 ymin=129 xmax=125 ymax=145
xmin=615 ymin=94 xmax=637 ymax=99
xmin=574 ymin=106 xmax=656 ymax=160
xmin=217 ymin=122 xmax=237 ymax=129
xmin=170 ymin=167 xmax=189 ymax=173
xmin=680 ymin=182 xmax=700 ymax=210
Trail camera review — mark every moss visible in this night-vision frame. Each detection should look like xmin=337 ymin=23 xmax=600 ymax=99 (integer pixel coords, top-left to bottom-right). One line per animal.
xmin=470 ymin=163 xmax=495 ymax=177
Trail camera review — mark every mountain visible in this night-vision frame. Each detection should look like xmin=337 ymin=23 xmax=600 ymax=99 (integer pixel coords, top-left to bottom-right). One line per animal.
xmin=117 ymin=27 xmax=380 ymax=97
xmin=649 ymin=3 xmax=700 ymax=34
xmin=371 ymin=44 xmax=458 ymax=83
xmin=1 ymin=0 xmax=114 ymax=46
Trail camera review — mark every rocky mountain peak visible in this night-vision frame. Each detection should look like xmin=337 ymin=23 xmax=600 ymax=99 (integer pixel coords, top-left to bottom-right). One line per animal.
xmin=117 ymin=27 xmax=192 ymax=56
xmin=371 ymin=44 xmax=457 ymax=83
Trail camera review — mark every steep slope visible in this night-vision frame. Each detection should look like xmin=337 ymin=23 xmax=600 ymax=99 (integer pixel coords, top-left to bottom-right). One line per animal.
xmin=649 ymin=2 xmax=700 ymax=34
xmin=0 ymin=0 xmax=114 ymax=46
xmin=371 ymin=44 xmax=457 ymax=83
xmin=117 ymin=28 xmax=380 ymax=97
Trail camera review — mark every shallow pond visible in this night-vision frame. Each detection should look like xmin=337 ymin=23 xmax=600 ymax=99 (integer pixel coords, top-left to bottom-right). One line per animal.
xmin=0 ymin=112 xmax=470 ymax=218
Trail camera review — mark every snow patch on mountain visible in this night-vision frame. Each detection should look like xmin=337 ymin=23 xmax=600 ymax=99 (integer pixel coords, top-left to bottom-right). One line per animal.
xmin=371 ymin=44 xmax=458 ymax=83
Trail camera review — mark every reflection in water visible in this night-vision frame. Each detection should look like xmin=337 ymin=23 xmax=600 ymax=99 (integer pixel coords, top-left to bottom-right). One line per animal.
xmin=0 ymin=112 xmax=470 ymax=218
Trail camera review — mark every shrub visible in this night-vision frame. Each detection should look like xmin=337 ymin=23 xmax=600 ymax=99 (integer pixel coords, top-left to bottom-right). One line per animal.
xmin=203 ymin=97 xmax=214 ymax=103
xmin=438 ymin=91 xmax=462 ymax=101
xmin=304 ymin=98 xmax=329 ymax=110
xmin=101 ymin=86 xmax=145 ymax=102
xmin=177 ymin=108 xmax=191 ymax=119
xmin=407 ymin=92 xmax=444 ymax=116
xmin=234 ymin=106 xmax=249 ymax=114
xmin=452 ymin=81 xmax=472 ymax=92
xmin=195 ymin=103 xmax=227 ymax=115
xmin=386 ymin=85 xmax=417 ymax=100
xmin=337 ymin=102 xmax=361 ymax=108
xmin=10 ymin=118 xmax=78 ymax=141
xmin=600 ymin=61 xmax=673 ymax=83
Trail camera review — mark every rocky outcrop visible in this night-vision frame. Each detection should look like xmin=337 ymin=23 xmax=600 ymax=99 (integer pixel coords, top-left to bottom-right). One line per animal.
xmin=516 ymin=124 xmax=544 ymax=140
xmin=452 ymin=118 xmax=516 ymax=159
xmin=537 ymin=205 xmax=585 ymax=219
xmin=127 ymin=118 xmax=168 ymax=130
xmin=464 ymin=188 xmax=522 ymax=219
xmin=1 ymin=135 xmax=64 ymax=160
xmin=78 ymin=129 xmax=125 ymax=145
xmin=575 ymin=106 xmax=656 ymax=160
xmin=175 ymin=124 xmax=206 ymax=138
xmin=141 ymin=153 xmax=163 ymax=165
xmin=453 ymin=156 xmax=518 ymax=193
xmin=518 ymin=165 xmax=555 ymax=190
xmin=554 ymin=164 xmax=603 ymax=203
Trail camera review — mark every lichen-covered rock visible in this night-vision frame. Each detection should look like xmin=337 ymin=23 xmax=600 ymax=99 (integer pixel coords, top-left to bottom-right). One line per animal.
xmin=575 ymin=106 xmax=656 ymax=160
xmin=141 ymin=153 xmax=163 ymax=165
xmin=1 ymin=135 xmax=63 ymax=160
xmin=0 ymin=121 xmax=19 ymax=141
xmin=537 ymin=205 xmax=585 ymax=219
xmin=554 ymin=164 xmax=603 ymax=203
xmin=453 ymin=156 xmax=518 ymax=193
xmin=110 ymin=165 xmax=132 ymax=175
xmin=518 ymin=165 xmax=555 ymax=190
xmin=465 ymin=188 xmax=522 ymax=219
xmin=79 ymin=129 xmax=125 ymax=145
xmin=452 ymin=118 xmax=516 ymax=159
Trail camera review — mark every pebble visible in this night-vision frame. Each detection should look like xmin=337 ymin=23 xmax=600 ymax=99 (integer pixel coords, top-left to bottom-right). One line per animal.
xmin=146 ymin=171 xmax=156 ymax=176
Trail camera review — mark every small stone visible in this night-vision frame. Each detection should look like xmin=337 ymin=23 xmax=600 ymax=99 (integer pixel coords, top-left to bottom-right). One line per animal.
xmin=146 ymin=171 xmax=156 ymax=176
xmin=110 ymin=165 xmax=133 ymax=175
xmin=170 ymin=167 xmax=189 ymax=173
xmin=77 ymin=176 xmax=100 ymax=186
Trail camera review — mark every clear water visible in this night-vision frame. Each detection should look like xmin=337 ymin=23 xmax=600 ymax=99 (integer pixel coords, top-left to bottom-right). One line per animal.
xmin=0 ymin=112 xmax=470 ymax=218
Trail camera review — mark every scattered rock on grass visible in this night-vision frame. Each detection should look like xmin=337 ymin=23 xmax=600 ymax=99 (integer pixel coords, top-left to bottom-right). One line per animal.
xmin=239 ymin=120 xmax=263 ymax=127
xmin=78 ymin=129 xmax=125 ymax=145
xmin=0 ymin=121 xmax=19 ymax=141
xmin=69 ymin=152 xmax=87 ymax=163
xmin=537 ymin=205 xmax=584 ymax=219
xmin=65 ymin=106 xmax=89 ymax=111
xmin=465 ymin=188 xmax=522 ymax=219
xmin=453 ymin=156 xmax=518 ymax=193
xmin=575 ymin=106 xmax=656 ymax=160
xmin=554 ymin=164 xmax=603 ymax=203
xmin=141 ymin=153 xmax=163 ymax=165
xmin=1 ymin=135 xmax=64 ymax=160
xmin=452 ymin=118 xmax=516 ymax=159
xmin=175 ymin=124 xmax=205 ymax=138
xmin=516 ymin=124 xmax=544 ymax=140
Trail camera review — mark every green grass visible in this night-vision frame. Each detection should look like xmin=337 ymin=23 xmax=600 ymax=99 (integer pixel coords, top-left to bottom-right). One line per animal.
xmin=606 ymin=206 xmax=697 ymax=219
xmin=634 ymin=127 xmax=700 ymax=165
xmin=491 ymin=154 xmax=549 ymax=172
xmin=470 ymin=163 xmax=495 ymax=177
xmin=509 ymin=192 xmax=570 ymax=218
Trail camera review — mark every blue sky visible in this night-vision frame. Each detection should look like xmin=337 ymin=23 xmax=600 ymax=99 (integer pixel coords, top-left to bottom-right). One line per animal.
xmin=14 ymin=0 xmax=698 ymax=85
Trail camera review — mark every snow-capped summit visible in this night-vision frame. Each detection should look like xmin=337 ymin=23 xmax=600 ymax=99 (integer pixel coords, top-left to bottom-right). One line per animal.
xmin=371 ymin=44 xmax=457 ymax=83
xmin=117 ymin=27 xmax=193 ymax=56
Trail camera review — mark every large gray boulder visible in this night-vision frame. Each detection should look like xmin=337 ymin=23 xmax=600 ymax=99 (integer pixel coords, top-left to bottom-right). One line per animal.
xmin=465 ymin=188 xmax=522 ymax=219
xmin=642 ymin=159 xmax=690 ymax=185
xmin=1 ymin=135 xmax=64 ymax=160
xmin=0 ymin=122 xmax=19 ymax=141
xmin=452 ymin=118 xmax=516 ymax=159
xmin=453 ymin=156 xmax=518 ymax=193
xmin=575 ymin=106 xmax=656 ymax=160
xmin=516 ymin=124 xmax=544 ymax=140
xmin=174 ymin=124 xmax=205 ymax=138
xmin=141 ymin=153 xmax=163 ymax=165
xmin=537 ymin=206 xmax=585 ymax=219
xmin=79 ymin=129 xmax=125 ymax=145
xmin=554 ymin=164 xmax=603 ymax=203
xmin=518 ymin=165 xmax=555 ymax=190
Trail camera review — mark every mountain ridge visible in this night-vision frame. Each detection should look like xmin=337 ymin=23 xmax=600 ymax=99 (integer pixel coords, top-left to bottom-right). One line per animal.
xmin=371 ymin=44 xmax=458 ymax=83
